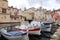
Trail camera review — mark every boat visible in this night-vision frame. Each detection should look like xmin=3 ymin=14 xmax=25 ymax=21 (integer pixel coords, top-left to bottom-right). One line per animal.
xmin=0 ymin=28 xmax=29 ymax=40
xmin=40 ymin=21 xmax=53 ymax=38
xmin=15 ymin=21 xmax=41 ymax=35
xmin=40 ymin=21 xmax=52 ymax=32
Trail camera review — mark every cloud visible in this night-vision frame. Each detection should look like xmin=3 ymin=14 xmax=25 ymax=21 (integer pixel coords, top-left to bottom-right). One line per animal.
xmin=8 ymin=0 xmax=41 ymax=9
xmin=28 ymin=0 xmax=40 ymax=6
xmin=8 ymin=0 xmax=60 ymax=10
xmin=56 ymin=0 xmax=60 ymax=4
xmin=8 ymin=0 xmax=29 ymax=9
xmin=41 ymin=0 xmax=60 ymax=10
xmin=27 ymin=0 xmax=41 ymax=8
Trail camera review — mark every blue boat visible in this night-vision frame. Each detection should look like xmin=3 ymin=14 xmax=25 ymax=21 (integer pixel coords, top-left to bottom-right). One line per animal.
xmin=0 ymin=28 xmax=29 ymax=40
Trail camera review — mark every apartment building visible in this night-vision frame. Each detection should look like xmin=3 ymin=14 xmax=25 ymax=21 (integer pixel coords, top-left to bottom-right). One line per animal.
xmin=0 ymin=0 xmax=25 ymax=23
xmin=18 ymin=9 xmax=25 ymax=21
xmin=34 ymin=10 xmax=41 ymax=20
xmin=22 ymin=7 xmax=35 ymax=20
xmin=8 ymin=6 xmax=19 ymax=22
xmin=34 ymin=7 xmax=47 ymax=21
xmin=52 ymin=9 xmax=60 ymax=22
xmin=21 ymin=7 xmax=47 ymax=21
xmin=0 ymin=0 xmax=10 ymax=23
xmin=45 ymin=10 xmax=53 ymax=21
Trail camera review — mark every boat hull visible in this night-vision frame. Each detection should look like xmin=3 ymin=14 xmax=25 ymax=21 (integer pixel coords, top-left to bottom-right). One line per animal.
xmin=15 ymin=28 xmax=41 ymax=35
xmin=1 ymin=34 xmax=28 ymax=40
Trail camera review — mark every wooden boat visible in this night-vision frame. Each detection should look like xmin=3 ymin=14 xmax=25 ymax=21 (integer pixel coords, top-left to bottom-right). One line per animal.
xmin=40 ymin=21 xmax=52 ymax=32
xmin=0 ymin=28 xmax=28 ymax=40
xmin=15 ymin=21 xmax=41 ymax=35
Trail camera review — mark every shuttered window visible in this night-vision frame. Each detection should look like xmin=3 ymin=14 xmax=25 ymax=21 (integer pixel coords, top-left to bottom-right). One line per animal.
xmin=2 ymin=8 xmax=6 ymax=13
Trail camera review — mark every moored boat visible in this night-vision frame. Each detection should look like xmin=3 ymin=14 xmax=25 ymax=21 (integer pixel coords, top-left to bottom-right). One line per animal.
xmin=15 ymin=21 xmax=41 ymax=35
xmin=0 ymin=28 xmax=28 ymax=40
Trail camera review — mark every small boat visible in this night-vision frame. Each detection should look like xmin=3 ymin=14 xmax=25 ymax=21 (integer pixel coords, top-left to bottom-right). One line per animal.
xmin=15 ymin=21 xmax=41 ymax=35
xmin=0 ymin=28 xmax=28 ymax=40
xmin=41 ymin=21 xmax=52 ymax=32
xmin=40 ymin=21 xmax=53 ymax=38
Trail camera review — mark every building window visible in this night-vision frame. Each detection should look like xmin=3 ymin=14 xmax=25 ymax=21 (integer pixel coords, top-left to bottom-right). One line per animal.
xmin=4 ymin=16 xmax=6 ymax=19
xmin=14 ymin=18 xmax=16 ymax=20
xmin=21 ymin=16 xmax=22 ymax=19
xmin=2 ymin=8 xmax=6 ymax=13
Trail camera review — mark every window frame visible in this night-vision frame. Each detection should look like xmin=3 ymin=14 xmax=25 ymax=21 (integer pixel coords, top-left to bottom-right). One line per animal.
xmin=2 ymin=8 xmax=6 ymax=13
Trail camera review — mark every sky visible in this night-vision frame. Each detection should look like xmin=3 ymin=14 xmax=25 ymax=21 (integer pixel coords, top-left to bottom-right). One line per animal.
xmin=8 ymin=0 xmax=60 ymax=10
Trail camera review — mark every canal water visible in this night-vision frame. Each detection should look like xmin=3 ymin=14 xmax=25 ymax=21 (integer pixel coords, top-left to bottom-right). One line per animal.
xmin=29 ymin=34 xmax=50 ymax=40
xmin=0 ymin=34 xmax=50 ymax=40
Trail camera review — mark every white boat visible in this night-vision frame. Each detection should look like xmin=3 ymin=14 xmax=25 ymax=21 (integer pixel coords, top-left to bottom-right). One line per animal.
xmin=40 ymin=21 xmax=52 ymax=32
xmin=15 ymin=21 xmax=41 ymax=35
xmin=0 ymin=28 xmax=29 ymax=40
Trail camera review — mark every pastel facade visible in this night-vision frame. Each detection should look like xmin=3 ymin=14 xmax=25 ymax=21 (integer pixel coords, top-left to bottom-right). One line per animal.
xmin=0 ymin=0 xmax=48 ymax=22
xmin=52 ymin=9 xmax=60 ymax=21
xmin=45 ymin=11 xmax=53 ymax=21
xmin=8 ymin=7 xmax=19 ymax=22
xmin=0 ymin=0 xmax=10 ymax=22
xmin=0 ymin=0 xmax=56 ymax=23
xmin=22 ymin=7 xmax=35 ymax=20
xmin=34 ymin=7 xmax=47 ymax=21
xmin=18 ymin=9 xmax=25 ymax=21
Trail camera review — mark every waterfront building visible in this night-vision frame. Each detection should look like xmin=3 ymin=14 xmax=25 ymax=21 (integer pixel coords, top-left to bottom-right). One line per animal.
xmin=0 ymin=0 xmax=10 ymax=23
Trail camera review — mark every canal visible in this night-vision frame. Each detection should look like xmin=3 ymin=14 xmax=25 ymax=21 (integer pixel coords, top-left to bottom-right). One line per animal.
xmin=0 ymin=34 xmax=51 ymax=40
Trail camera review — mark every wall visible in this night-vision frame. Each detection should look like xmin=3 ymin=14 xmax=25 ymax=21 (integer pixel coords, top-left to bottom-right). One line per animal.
xmin=0 ymin=14 xmax=10 ymax=22
xmin=0 ymin=0 xmax=10 ymax=23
